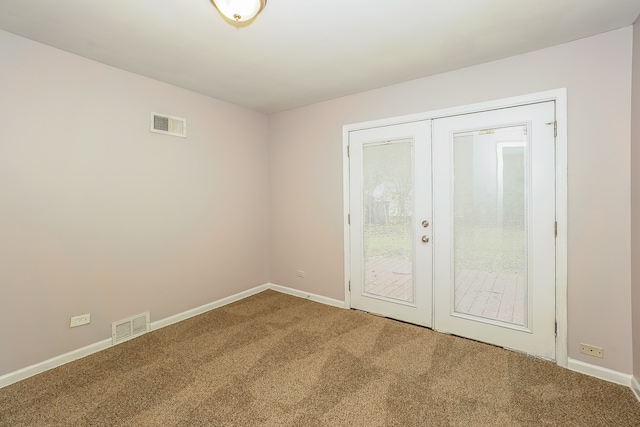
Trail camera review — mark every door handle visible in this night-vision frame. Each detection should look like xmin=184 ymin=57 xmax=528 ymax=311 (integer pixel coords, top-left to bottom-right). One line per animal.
xmin=422 ymin=235 xmax=429 ymax=243
xmin=422 ymin=220 xmax=429 ymax=228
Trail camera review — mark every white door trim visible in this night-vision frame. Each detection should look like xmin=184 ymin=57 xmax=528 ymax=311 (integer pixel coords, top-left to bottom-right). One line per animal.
xmin=343 ymin=88 xmax=568 ymax=367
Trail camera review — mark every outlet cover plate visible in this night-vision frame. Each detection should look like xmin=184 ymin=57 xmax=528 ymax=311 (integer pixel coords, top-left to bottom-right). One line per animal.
xmin=70 ymin=314 xmax=91 ymax=328
xmin=580 ymin=343 xmax=603 ymax=358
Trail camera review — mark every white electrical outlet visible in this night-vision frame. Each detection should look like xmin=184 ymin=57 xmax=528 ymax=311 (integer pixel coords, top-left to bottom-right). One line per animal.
xmin=580 ymin=343 xmax=603 ymax=358
xmin=296 ymin=270 xmax=305 ymax=278
xmin=70 ymin=314 xmax=91 ymax=328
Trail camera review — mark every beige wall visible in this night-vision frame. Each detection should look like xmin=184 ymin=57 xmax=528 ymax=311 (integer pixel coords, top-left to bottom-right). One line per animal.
xmin=632 ymin=19 xmax=640 ymax=381
xmin=1 ymin=25 xmax=637 ymax=379
xmin=269 ymin=27 xmax=635 ymax=373
xmin=0 ymin=30 xmax=270 ymax=376
xmin=269 ymin=102 xmax=345 ymax=297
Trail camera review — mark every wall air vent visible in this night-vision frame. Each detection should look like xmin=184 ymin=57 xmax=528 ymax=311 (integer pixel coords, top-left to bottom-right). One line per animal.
xmin=150 ymin=112 xmax=186 ymax=138
xmin=112 ymin=312 xmax=150 ymax=345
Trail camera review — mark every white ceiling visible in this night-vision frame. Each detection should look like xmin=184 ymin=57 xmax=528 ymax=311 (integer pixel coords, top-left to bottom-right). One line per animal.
xmin=1 ymin=0 xmax=640 ymax=113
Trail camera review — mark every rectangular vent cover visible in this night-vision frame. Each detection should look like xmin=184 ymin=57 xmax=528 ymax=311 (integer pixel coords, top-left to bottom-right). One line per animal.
xmin=150 ymin=112 xmax=186 ymax=137
xmin=112 ymin=312 xmax=150 ymax=345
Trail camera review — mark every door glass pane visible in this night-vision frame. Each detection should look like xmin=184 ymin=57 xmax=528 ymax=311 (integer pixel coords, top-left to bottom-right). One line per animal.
xmin=452 ymin=126 xmax=528 ymax=326
xmin=362 ymin=139 xmax=414 ymax=303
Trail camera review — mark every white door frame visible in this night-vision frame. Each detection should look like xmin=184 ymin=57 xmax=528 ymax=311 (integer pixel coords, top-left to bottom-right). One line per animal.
xmin=342 ymin=88 xmax=568 ymax=367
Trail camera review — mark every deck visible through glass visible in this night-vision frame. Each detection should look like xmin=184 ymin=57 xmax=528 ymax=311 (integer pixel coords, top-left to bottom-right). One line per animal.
xmin=364 ymin=256 xmax=525 ymax=324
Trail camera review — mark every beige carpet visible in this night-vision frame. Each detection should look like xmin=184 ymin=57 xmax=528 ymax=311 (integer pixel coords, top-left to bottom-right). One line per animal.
xmin=1 ymin=290 xmax=639 ymax=426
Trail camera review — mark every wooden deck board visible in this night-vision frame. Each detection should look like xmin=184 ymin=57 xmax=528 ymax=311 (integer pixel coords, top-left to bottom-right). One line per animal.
xmin=365 ymin=257 xmax=413 ymax=302
xmin=363 ymin=257 xmax=525 ymax=326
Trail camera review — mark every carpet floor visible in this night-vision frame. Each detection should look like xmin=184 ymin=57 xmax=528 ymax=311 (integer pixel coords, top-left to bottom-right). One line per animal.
xmin=1 ymin=290 xmax=639 ymax=426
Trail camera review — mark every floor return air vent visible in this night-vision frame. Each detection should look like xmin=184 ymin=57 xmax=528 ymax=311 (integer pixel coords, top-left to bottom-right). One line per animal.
xmin=112 ymin=312 xmax=150 ymax=345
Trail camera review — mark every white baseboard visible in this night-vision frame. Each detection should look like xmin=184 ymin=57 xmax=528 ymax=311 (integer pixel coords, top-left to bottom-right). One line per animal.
xmin=151 ymin=284 xmax=270 ymax=331
xmin=0 ymin=284 xmax=270 ymax=389
xmin=0 ymin=338 xmax=111 ymax=389
xmin=1 ymin=286 xmax=634 ymax=401
xmin=0 ymin=283 xmax=344 ymax=389
xmin=567 ymin=358 xmax=633 ymax=387
xmin=151 ymin=284 xmax=345 ymax=332
xmin=631 ymin=376 xmax=640 ymax=402
xmin=267 ymin=283 xmax=346 ymax=308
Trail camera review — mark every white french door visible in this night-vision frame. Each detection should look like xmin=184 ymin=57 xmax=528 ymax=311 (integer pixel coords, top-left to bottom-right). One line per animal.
xmin=349 ymin=121 xmax=433 ymax=327
xmin=347 ymin=101 xmax=557 ymax=360
xmin=432 ymin=102 xmax=556 ymax=360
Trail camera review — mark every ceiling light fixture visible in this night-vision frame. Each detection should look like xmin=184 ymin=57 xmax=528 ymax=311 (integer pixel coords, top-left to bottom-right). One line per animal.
xmin=210 ymin=0 xmax=267 ymax=23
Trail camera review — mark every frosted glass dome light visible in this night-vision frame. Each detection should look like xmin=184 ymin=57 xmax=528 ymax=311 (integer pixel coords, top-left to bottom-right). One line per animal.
xmin=210 ymin=0 xmax=267 ymax=23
